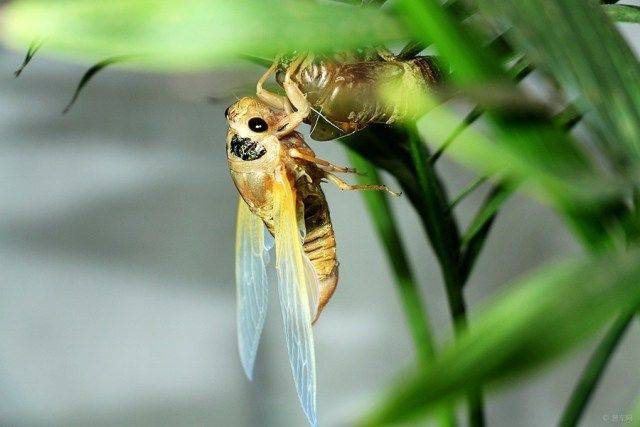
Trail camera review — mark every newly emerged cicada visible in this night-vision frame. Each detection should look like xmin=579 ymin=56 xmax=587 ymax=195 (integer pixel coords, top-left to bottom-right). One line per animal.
xmin=226 ymin=97 xmax=396 ymax=426
xmin=256 ymin=50 xmax=443 ymax=141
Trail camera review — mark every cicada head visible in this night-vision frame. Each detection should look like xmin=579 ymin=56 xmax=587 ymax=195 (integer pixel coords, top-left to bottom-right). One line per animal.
xmin=225 ymin=97 xmax=285 ymax=163
xmin=226 ymin=97 xmax=285 ymax=141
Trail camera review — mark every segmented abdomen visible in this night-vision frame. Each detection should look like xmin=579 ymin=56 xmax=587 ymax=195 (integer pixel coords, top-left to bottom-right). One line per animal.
xmin=294 ymin=56 xmax=443 ymax=130
xmin=299 ymin=182 xmax=338 ymax=317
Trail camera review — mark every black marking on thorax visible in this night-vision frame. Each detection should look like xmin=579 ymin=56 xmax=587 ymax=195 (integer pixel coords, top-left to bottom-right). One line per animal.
xmin=230 ymin=134 xmax=267 ymax=161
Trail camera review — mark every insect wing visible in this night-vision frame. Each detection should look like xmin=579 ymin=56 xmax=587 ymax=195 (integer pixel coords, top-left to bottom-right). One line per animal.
xmin=236 ymin=198 xmax=271 ymax=380
xmin=272 ymin=171 xmax=318 ymax=427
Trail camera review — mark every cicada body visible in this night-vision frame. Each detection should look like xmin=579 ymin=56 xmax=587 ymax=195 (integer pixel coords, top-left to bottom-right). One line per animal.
xmin=269 ymin=53 xmax=443 ymax=140
xmin=225 ymin=97 xmax=396 ymax=426
xmin=227 ymin=100 xmax=340 ymax=320
xmin=226 ymin=97 xmax=338 ymax=427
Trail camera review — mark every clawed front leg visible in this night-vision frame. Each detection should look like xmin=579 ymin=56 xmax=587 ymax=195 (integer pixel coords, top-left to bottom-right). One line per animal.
xmin=324 ymin=172 xmax=401 ymax=197
xmin=276 ymin=54 xmax=314 ymax=137
xmin=289 ymin=148 xmax=359 ymax=174
xmin=256 ymin=56 xmax=293 ymax=113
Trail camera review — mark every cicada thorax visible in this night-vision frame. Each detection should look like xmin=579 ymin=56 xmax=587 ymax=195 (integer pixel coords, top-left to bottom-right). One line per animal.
xmin=226 ymin=130 xmax=279 ymax=221
xmin=277 ymin=55 xmax=443 ymax=141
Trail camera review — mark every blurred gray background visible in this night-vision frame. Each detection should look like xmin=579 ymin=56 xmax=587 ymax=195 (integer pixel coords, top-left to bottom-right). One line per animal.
xmin=0 ymin=31 xmax=639 ymax=427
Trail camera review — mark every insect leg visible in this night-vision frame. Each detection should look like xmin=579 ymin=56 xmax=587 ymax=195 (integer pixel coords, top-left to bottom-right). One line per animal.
xmin=256 ymin=56 xmax=293 ymax=112
xmin=276 ymin=54 xmax=314 ymax=137
xmin=288 ymin=148 xmax=359 ymax=174
xmin=323 ymin=172 xmax=401 ymax=196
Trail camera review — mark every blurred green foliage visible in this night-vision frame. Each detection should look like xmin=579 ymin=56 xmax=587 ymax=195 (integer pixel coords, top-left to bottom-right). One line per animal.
xmin=3 ymin=0 xmax=640 ymax=426
xmin=1 ymin=0 xmax=404 ymax=69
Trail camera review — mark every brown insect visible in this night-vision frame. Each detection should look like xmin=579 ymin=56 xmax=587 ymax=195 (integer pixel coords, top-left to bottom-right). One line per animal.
xmin=226 ymin=96 xmax=396 ymax=426
xmin=254 ymin=50 xmax=443 ymax=141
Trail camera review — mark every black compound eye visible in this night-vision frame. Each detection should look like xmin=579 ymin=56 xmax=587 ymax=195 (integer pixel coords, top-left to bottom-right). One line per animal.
xmin=248 ymin=117 xmax=268 ymax=133
xmin=224 ymin=106 xmax=230 ymax=118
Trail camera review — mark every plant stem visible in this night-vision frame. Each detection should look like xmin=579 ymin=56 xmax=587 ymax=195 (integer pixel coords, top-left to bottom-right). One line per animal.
xmin=401 ymin=30 xmax=532 ymax=427
xmin=407 ymin=128 xmax=485 ymax=427
xmin=408 ymin=130 xmax=466 ymax=320
xmin=347 ymin=150 xmax=457 ymax=427
xmin=348 ymin=151 xmax=437 ymax=362
xmin=558 ymin=307 xmax=637 ymax=427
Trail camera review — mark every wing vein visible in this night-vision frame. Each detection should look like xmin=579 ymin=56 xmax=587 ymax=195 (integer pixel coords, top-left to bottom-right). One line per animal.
xmin=236 ymin=198 xmax=270 ymax=380
xmin=273 ymin=170 xmax=318 ymax=427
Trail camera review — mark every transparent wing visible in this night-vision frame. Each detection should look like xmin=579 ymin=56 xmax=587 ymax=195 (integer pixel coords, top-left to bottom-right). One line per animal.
xmin=236 ymin=198 xmax=270 ymax=380
xmin=272 ymin=171 xmax=319 ymax=427
xmin=264 ymin=227 xmax=275 ymax=251
xmin=303 ymin=256 xmax=320 ymax=320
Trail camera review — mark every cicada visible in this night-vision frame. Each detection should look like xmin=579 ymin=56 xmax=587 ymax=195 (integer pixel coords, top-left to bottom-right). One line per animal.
xmin=226 ymin=96 xmax=396 ymax=426
xmin=255 ymin=50 xmax=443 ymax=141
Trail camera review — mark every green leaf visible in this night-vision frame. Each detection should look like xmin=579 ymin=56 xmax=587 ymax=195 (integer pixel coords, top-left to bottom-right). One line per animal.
xmin=459 ymin=179 xmax=518 ymax=283
xmin=62 ymin=56 xmax=132 ymax=113
xmin=343 ymin=125 xmax=466 ymax=320
xmin=456 ymin=104 xmax=586 ymax=279
xmin=407 ymin=128 xmax=485 ymax=427
xmin=407 ymin=128 xmax=465 ymax=321
xmin=447 ymin=176 xmax=488 ymax=212
xmin=13 ymin=37 xmax=43 ymax=77
xmin=417 ymin=104 xmax=618 ymax=205
xmin=604 ymin=5 xmax=640 ymax=25
xmin=419 ymin=104 xmax=633 ymax=251
xmin=346 ymin=150 xmax=457 ymax=427
xmin=478 ymin=0 xmax=640 ymax=171
xmin=394 ymin=0 xmax=627 ymax=251
xmin=360 ymin=247 xmax=640 ymax=426
xmin=461 ymin=179 xmax=517 ymax=248
xmin=558 ymin=307 xmax=637 ymax=427
xmin=346 ymin=150 xmax=438 ymax=366
xmin=1 ymin=0 xmax=406 ymax=70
